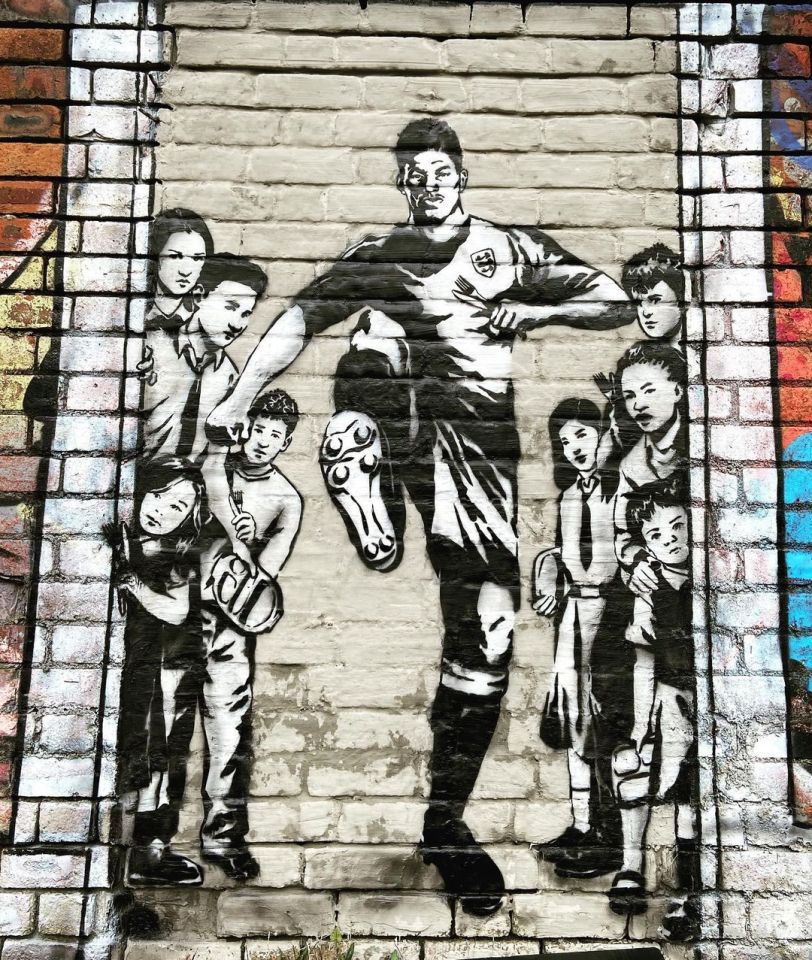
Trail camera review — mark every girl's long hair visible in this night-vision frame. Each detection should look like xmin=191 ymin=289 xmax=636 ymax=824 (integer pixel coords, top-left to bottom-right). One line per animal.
xmin=135 ymin=457 xmax=205 ymax=564
xmin=549 ymin=397 xmax=621 ymax=499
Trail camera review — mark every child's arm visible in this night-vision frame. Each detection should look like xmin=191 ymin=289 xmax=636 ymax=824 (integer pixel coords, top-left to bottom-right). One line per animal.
xmin=256 ymin=491 xmax=303 ymax=579
xmin=202 ymin=443 xmax=253 ymax=565
xmin=118 ymin=574 xmax=190 ymax=626
xmin=626 ymin=592 xmax=656 ymax=748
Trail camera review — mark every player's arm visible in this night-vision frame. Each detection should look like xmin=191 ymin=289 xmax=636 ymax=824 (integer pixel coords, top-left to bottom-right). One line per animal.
xmin=208 ymin=247 xmax=371 ymax=444
xmin=256 ymin=491 xmax=303 ymax=579
xmin=489 ymin=228 xmax=635 ymax=335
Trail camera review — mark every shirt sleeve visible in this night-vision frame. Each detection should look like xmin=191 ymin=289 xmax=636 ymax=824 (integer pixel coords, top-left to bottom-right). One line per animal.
xmin=505 ymin=226 xmax=632 ymax=327
xmin=296 ymin=235 xmax=389 ymax=339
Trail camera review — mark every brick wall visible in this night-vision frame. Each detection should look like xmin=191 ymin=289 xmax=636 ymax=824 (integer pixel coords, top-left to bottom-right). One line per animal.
xmin=1 ymin=2 xmax=812 ymax=959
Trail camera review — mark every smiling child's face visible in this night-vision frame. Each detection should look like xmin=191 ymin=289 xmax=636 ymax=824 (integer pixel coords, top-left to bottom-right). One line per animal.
xmin=242 ymin=416 xmax=291 ymax=466
xmin=559 ymin=419 xmax=600 ymax=475
xmin=634 ymin=280 xmax=682 ymax=340
xmin=139 ymin=478 xmax=196 ymax=537
xmin=195 ymin=280 xmax=257 ymax=349
xmin=621 ymin=362 xmax=682 ymax=435
xmin=157 ymin=230 xmax=207 ymax=298
xmin=641 ymin=503 xmax=689 ymax=567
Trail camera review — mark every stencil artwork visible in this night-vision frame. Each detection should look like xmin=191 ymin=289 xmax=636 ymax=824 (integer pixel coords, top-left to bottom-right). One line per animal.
xmin=532 ymin=247 xmax=696 ymax=938
xmin=120 ymin=208 xmax=303 ymax=885
xmin=205 ymin=116 xmax=642 ymax=914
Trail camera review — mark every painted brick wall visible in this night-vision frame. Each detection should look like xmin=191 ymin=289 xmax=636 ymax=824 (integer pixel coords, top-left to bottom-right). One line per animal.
xmin=1 ymin=3 xmax=812 ymax=960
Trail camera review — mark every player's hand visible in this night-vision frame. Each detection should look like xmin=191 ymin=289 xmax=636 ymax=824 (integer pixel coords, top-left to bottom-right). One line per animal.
xmin=629 ymin=558 xmax=659 ymax=597
xmin=489 ymin=301 xmax=526 ymax=336
xmin=232 ymin=510 xmax=257 ymax=544
xmin=136 ymin=345 xmax=157 ymax=386
xmin=207 ymin=395 xmax=250 ymax=445
xmin=532 ymin=594 xmax=558 ymax=618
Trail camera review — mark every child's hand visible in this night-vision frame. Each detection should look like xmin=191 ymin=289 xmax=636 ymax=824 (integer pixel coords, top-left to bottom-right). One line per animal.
xmin=629 ymin=557 xmax=659 ymax=597
xmin=232 ymin=510 xmax=257 ymax=544
xmin=136 ymin=344 xmax=157 ymax=386
xmin=117 ymin=572 xmax=143 ymax=599
xmin=532 ymin=594 xmax=558 ymax=618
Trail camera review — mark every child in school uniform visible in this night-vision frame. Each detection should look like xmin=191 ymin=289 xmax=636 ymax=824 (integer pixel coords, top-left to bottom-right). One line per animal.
xmin=532 ymin=397 xmax=622 ymax=875
xmin=197 ymin=389 xmax=303 ymax=881
xmin=608 ymin=477 xmax=699 ymax=941
xmin=111 ymin=457 xmax=206 ymax=887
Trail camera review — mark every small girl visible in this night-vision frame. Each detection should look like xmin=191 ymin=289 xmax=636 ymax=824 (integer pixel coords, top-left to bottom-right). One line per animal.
xmin=532 ymin=397 xmax=621 ymax=873
xmin=109 ymin=456 xmax=206 ymax=887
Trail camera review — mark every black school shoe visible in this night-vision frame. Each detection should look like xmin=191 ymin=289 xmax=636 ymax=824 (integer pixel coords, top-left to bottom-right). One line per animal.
xmin=128 ymin=844 xmax=203 ymax=887
xmin=202 ymin=846 xmax=260 ymax=882
xmin=553 ymin=825 xmax=623 ymax=879
xmin=532 ymin=825 xmax=593 ymax=865
xmin=419 ymin=815 xmax=505 ymax=916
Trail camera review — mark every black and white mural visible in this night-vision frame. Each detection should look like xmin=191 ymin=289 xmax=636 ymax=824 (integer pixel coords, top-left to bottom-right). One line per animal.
xmin=120 ymin=119 xmax=696 ymax=938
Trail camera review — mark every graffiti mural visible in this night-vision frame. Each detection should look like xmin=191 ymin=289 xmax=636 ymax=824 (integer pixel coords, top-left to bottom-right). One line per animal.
xmin=767 ymin=3 xmax=812 ymax=828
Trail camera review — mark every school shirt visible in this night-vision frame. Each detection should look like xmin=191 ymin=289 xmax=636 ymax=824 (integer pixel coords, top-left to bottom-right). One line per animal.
xmin=558 ymin=474 xmax=618 ymax=589
xmin=141 ymin=324 xmax=237 ymax=463
xmin=613 ymin=414 xmax=686 ymax=569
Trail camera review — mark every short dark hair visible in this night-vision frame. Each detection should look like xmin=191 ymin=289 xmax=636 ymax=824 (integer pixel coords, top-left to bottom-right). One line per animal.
xmin=622 ymin=244 xmax=684 ymax=301
xmin=394 ymin=118 xmax=464 ymax=174
xmin=616 ymin=340 xmax=686 ymax=387
xmin=198 ymin=253 xmax=267 ymax=299
xmin=248 ymin=388 xmax=299 ymax=438
xmin=149 ymin=208 xmax=213 ymax=291
xmin=628 ymin=476 xmax=688 ymax=534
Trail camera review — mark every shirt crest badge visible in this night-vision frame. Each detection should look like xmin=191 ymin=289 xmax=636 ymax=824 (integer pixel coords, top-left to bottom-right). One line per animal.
xmin=471 ymin=248 xmax=496 ymax=278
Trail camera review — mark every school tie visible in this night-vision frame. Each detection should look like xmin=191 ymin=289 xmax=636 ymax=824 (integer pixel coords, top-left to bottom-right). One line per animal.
xmin=176 ymin=348 xmax=209 ymax=459
xmin=578 ymin=476 xmax=595 ymax=571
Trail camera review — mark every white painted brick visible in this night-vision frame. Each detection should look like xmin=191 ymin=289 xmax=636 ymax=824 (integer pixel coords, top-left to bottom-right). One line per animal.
xmin=743 ymin=468 xmax=778 ymax=505
xmin=72 ymin=27 xmax=139 ymax=63
xmin=39 ymin=801 xmax=93 ymax=843
xmin=70 ymin=105 xmax=136 ymax=141
xmin=0 ymin=893 xmax=36 ymax=936
xmin=743 ymin=632 xmax=783 ymax=673
xmin=729 ymin=229 xmax=766 ymax=266
xmin=716 ymin=593 xmax=780 ymax=631
xmin=744 ymin=549 xmax=779 ymax=586
xmin=707 ymin=345 xmax=771 ymax=380
xmin=711 ymin=426 xmax=775 ymax=462
xmin=731 ymin=307 xmax=770 ymax=342
xmin=710 ymin=469 xmax=740 ymax=504
xmin=72 ymin=296 xmax=127 ymax=332
xmin=38 ymin=892 xmax=85 ymax=936
xmin=701 ymin=3 xmax=733 ymax=36
xmin=93 ymin=67 xmax=138 ymax=101
xmin=63 ymin=457 xmax=118 ymax=494
xmin=12 ymin=802 xmax=38 ymax=844
xmin=0 ymin=854 xmax=86 ymax=889
xmin=339 ymin=892 xmax=451 ymax=937
xmin=706 ymin=43 xmax=760 ymax=79
xmin=716 ymin=507 xmax=776 ymax=545
xmin=724 ymin=154 xmax=764 ymax=189
xmin=739 ymin=387 xmax=774 ymax=422
xmin=702 ymin=195 xmax=765 ymax=229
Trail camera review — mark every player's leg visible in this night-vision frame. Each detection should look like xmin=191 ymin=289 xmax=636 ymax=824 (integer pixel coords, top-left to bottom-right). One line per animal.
xmin=199 ymin=607 xmax=258 ymax=881
xmin=420 ymin=548 xmax=518 ymax=916
xmin=320 ymin=308 xmax=410 ymax=571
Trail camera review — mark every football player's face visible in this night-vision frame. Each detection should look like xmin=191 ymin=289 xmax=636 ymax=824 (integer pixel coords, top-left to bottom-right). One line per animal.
xmin=559 ymin=419 xmax=600 ymax=475
xmin=400 ymin=150 xmax=467 ymax=224
xmin=635 ymin=280 xmax=682 ymax=339
xmin=621 ymin=362 xmax=682 ymax=435
xmin=195 ymin=280 xmax=257 ymax=349
xmin=641 ymin=504 xmax=689 ymax=567
xmin=157 ymin=230 xmax=207 ymax=297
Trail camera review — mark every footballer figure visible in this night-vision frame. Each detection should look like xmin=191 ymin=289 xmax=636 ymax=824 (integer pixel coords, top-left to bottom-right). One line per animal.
xmin=208 ymin=118 xmax=635 ymax=914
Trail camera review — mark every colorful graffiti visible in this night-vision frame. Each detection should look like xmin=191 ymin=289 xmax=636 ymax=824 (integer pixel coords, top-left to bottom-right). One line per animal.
xmin=767 ymin=4 xmax=812 ymax=827
xmin=0 ymin=8 xmax=67 ymax=836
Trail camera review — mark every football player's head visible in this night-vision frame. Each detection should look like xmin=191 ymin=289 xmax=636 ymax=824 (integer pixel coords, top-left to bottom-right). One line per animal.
xmin=617 ymin=342 xmax=685 ymax=436
xmin=194 ymin=254 xmax=267 ymax=349
xmin=621 ymin=244 xmax=684 ymax=340
xmin=394 ymin=118 xmax=468 ymax=225
xmin=243 ymin=389 xmax=299 ymax=466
